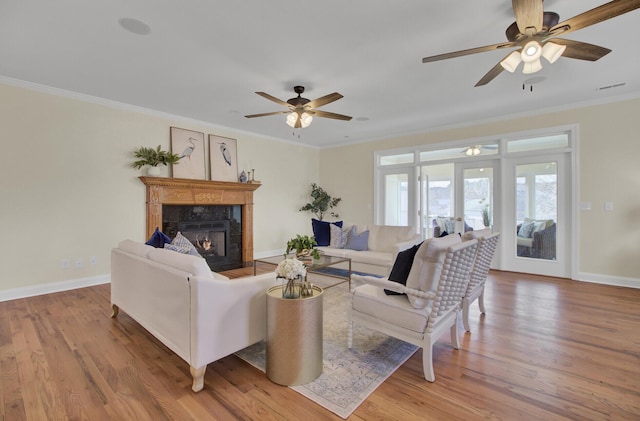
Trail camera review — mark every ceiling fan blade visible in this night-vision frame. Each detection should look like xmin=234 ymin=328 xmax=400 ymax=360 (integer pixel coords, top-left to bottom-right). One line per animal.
xmin=244 ymin=111 xmax=290 ymax=118
xmin=512 ymin=0 xmax=544 ymax=34
xmin=309 ymin=110 xmax=353 ymax=121
xmin=255 ymin=91 xmax=291 ymax=108
xmin=549 ymin=0 xmax=640 ymax=37
xmin=422 ymin=42 xmax=516 ymax=63
xmin=550 ymin=38 xmax=611 ymax=61
xmin=305 ymin=92 xmax=343 ymax=109
xmin=474 ymin=60 xmax=507 ymax=87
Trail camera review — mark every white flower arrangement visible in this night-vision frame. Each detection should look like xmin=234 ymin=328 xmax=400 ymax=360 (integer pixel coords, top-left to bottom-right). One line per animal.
xmin=276 ymin=258 xmax=307 ymax=298
xmin=276 ymin=257 xmax=307 ymax=280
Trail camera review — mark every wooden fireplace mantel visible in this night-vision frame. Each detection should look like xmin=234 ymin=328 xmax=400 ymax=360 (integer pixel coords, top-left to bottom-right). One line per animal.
xmin=139 ymin=176 xmax=261 ymax=267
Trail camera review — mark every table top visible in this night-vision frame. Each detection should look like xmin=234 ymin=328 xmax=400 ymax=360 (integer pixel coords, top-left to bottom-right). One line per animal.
xmin=255 ymin=253 xmax=350 ymax=270
xmin=267 ymin=285 xmax=323 ymax=300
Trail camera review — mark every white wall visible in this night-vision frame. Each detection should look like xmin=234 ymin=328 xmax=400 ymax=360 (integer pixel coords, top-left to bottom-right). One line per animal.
xmin=320 ymin=97 xmax=640 ymax=287
xmin=0 ymin=81 xmax=320 ymax=296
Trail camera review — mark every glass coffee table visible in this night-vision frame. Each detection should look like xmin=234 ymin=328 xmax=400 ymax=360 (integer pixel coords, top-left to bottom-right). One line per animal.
xmin=254 ymin=254 xmax=352 ymax=288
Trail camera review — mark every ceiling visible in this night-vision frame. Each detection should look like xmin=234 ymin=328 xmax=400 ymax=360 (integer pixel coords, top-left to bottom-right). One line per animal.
xmin=1 ymin=0 xmax=639 ymax=148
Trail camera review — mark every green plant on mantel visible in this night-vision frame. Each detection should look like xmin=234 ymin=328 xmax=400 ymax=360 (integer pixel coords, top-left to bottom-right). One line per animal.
xmin=131 ymin=145 xmax=181 ymax=169
xmin=299 ymin=183 xmax=342 ymax=221
xmin=286 ymin=234 xmax=320 ymax=259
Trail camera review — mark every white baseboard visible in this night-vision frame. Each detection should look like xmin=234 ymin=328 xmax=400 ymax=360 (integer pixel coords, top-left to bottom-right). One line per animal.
xmin=0 ymin=274 xmax=111 ymax=302
xmin=574 ymin=272 xmax=640 ymax=289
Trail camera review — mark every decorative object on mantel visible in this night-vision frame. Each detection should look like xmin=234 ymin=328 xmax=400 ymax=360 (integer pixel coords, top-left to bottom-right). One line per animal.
xmin=276 ymin=257 xmax=307 ymax=299
xmin=170 ymin=127 xmax=206 ymax=179
xmin=299 ymin=183 xmax=341 ymax=221
xmin=131 ymin=145 xmax=181 ymax=176
xmin=247 ymin=168 xmax=261 ymax=184
xmin=286 ymin=234 xmax=320 ymax=260
xmin=239 ymin=170 xmax=247 ymax=183
xmin=209 ymin=134 xmax=238 ymax=182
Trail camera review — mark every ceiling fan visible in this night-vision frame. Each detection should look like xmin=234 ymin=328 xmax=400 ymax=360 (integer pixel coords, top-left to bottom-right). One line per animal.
xmin=245 ymin=86 xmax=352 ymax=128
xmin=422 ymin=0 xmax=640 ymax=87
xmin=462 ymin=145 xmax=499 ymax=156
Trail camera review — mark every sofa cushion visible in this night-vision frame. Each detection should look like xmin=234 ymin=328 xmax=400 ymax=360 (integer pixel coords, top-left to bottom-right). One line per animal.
xmin=164 ymin=231 xmax=202 ymax=257
xmin=345 ymin=250 xmax=391 ymax=266
xmin=329 ymin=223 xmax=348 ymax=248
xmin=145 ymin=227 xmax=172 ymax=248
xmin=345 ymin=226 xmax=369 ymax=251
xmin=517 ymin=220 xmax=536 ymax=238
xmin=148 ymin=247 xmax=214 ymax=280
xmin=385 ymin=242 xmax=422 ymax=295
xmin=118 ymin=239 xmax=154 ymax=258
xmin=436 ymin=217 xmax=456 ymax=235
xmin=352 ymin=284 xmax=431 ymax=334
xmin=312 ymin=219 xmax=343 ymax=247
xmin=405 ymin=233 xmax=462 ymax=309
xmin=368 ymin=225 xmax=415 ymax=252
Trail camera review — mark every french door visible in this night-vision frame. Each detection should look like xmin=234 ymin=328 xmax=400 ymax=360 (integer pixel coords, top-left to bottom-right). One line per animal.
xmin=501 ymin=153 xmax=570 ymax=278
xmin=418 ymin=160 xmax=497 ymax=239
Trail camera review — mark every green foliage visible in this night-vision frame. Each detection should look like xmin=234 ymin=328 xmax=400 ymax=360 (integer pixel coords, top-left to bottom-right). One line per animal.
xmin=131 ymin=145 xmax=181 ymax=169
xmin=286 ymin=234 xmax=320 ymax=259
xmin=299 ymin=183 xmax=342 ymax=221
xmin=482 ymin=204 xmax=491 ymax=227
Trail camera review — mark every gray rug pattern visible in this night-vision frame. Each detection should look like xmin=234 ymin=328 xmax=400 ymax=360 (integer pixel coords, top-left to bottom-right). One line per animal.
xmin=235 ymin=277 xmax=418 ymax=419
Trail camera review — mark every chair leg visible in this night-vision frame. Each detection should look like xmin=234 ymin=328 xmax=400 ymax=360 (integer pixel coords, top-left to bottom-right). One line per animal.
xmin=422 ymin=340 xmax=435 ymax=382
xmin=478 ymin=286 xmax=486 ymax=314
xmin=450 ymin=316 xmax=461 ymax=350
xmin=348 ymin=320 xmax=354 ymax=349
xmin=462 ymin=299 xmax=471 ymax=332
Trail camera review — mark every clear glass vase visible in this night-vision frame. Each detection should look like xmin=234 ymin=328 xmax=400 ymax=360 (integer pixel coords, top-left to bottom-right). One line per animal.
xmin=280 ymin=276 xmax=301 ymax=299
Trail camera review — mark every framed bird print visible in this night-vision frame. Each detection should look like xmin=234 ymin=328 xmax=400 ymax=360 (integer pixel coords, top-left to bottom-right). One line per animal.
xmin=209 ymin=134 xmax=238 ymax=182
xmin=170 ymin=127 xmax=206 ymax=179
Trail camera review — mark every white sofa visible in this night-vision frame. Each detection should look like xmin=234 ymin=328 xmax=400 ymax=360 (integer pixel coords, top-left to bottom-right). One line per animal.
xmin=317 ymin=224 xmax=421 ymax=276
xmin=110 ymin=239 xmax=276 ymax=392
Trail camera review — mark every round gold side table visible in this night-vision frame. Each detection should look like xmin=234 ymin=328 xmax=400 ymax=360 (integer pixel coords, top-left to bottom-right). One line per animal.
xmin=266 ymin=285 xmax=323 ymax=386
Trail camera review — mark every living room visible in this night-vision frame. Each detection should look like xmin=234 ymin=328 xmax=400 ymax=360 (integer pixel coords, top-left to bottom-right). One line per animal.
xmin=0 ymin=2 xmax=640 ymax=419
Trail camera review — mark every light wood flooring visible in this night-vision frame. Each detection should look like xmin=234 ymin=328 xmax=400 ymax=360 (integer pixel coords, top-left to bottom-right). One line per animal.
xmin=1 ymin=270 xmax=639 ymax=420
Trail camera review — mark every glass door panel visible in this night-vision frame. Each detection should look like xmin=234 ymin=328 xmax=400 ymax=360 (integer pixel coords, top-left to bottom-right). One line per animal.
xmin=515 ymin=162 xmax=557 ymax=261
xmin=383 ymin=173 xmax=409 ymax=226
xmin=420 ymin=163 xmax=454 ymax=238
xmin=462 ymin=166 xmax=494 ymax=231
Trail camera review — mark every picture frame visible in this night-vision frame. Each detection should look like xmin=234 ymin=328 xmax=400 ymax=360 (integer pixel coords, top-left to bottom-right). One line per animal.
xmin=209 ymin=134 xmax=238 ymax=182
xmin=170 ymin=127 xmax=206 ymax=180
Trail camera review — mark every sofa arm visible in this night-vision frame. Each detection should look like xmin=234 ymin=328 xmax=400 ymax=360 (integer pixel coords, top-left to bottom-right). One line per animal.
xmin=189 ymin=272 xmax=278 ymax=369
xmin=391 ymin=234 xmax=422 ymax=261
xmin=533 ymin=224 xmax=556 ymax=260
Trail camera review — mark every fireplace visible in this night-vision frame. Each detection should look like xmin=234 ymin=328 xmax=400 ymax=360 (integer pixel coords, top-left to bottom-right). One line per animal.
xmin=140 ymin=177 xmax=261 ymax=272
xmin=162 ymin=205 xmax=241 ymax=272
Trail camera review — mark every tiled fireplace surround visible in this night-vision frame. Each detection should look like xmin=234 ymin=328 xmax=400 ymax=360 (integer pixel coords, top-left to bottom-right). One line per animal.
xmin=140 ymin=177 xmax=261 ymax=272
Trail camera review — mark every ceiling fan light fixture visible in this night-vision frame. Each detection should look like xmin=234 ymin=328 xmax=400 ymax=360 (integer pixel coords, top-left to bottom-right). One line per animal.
xmin=521 ymin=41 xmax=542 ymax=63
xmin=286 ymin=112 xmax=298 ymax=128
xmin=500 ymin=51 xmax=522 ymax=72
xmin=522 ymin=60 xmax=543 ymax=74
xmin=300 ymin=112 xmax=313 ymax=128
xmin=541 ymin=41 xmax=566 ymax=64
xmin=465 ymin=146 xmax=481 ymax=156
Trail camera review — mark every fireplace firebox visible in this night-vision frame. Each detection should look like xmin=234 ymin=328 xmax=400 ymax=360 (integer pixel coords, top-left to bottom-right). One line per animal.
xmin=163 ymin=205 xmax=242 ymax=272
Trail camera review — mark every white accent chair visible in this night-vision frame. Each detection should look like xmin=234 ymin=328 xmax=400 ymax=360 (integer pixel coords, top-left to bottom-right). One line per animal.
xmin=461 ymin=230 xmax=500 ymax=332
xmin=348 ymin=239 xmax=478 ymax=382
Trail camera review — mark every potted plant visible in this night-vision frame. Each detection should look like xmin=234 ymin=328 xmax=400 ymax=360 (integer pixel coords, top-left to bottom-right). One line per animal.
xmin=286 ymin=234 xmax=320 ymax=259
xmin=131 ymin=145 xmax=181 ymax=176
xmin=299 ymin=183 xmax=341 ymax=221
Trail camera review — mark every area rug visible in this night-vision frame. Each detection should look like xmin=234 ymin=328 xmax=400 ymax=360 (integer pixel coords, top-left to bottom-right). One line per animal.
xmin=235 ymin=280 xmax=418 ymax=419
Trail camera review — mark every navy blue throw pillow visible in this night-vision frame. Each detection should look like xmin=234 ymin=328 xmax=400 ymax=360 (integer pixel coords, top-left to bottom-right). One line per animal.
xmin=385 ymin=242 xmax=423 ymax=295
xmin=438 ymin=230 xmax=449 ymax=238
xmin=145 ymin=227 xmax=172 ymax=248
xmin=311 ymin=219 xmax=343 ymax=247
